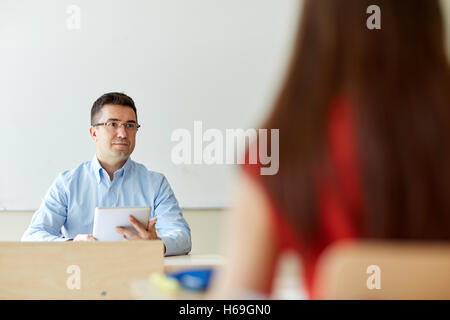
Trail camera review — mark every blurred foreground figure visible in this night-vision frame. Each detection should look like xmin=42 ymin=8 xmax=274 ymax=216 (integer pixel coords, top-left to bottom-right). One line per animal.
xmin=209 ymin=0 xmax=450 ymax=299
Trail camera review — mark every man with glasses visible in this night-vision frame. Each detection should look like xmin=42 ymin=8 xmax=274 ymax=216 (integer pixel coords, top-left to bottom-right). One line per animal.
xmin=21 ymin=92 xmax=191 ymax=256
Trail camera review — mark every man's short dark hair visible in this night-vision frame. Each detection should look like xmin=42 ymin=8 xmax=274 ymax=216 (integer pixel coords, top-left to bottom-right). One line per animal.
xmin=91 ymin=92 xmax=137 ymax=125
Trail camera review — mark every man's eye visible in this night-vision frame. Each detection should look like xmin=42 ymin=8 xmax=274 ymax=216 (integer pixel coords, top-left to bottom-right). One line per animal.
xmin=108 ymin=122 xmax=118 ymax=127
xmin=126 ymin=124 xmax=135 ymax=129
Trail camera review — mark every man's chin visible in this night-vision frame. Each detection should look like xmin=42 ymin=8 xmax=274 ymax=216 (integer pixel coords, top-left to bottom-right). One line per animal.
xmin=111 ymin=150 xmax=131 ymax=159
xmin=111 ymin=145 xmax=131 ymax=153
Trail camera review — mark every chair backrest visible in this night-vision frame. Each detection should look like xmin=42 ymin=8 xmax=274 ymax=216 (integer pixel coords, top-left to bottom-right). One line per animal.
xmin=0 ymin=241 xmax=164 ymax=299
xmin=314 ymin=241 xmax=450 ymax=299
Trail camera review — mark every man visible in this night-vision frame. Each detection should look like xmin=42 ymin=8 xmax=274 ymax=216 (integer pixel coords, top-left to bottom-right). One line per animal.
xmin=21 ymin=92 xmax=191 ymax=256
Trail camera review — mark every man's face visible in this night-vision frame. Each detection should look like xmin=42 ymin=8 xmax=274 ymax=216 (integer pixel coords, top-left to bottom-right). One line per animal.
xmin=89 ymin=104 xmax=138 ymax=163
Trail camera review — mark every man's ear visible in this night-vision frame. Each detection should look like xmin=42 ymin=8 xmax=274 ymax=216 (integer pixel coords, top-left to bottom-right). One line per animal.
xmin=89 ymin=126 xmax=97 ymax=142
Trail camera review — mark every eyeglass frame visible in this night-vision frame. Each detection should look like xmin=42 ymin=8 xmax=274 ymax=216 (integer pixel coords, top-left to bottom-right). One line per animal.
xmin=92 ymin=120 xmax=141 ymax=131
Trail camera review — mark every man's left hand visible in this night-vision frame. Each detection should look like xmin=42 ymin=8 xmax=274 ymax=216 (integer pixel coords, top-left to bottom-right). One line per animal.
xmin=116 ymin=215 xmax=158 ymax=240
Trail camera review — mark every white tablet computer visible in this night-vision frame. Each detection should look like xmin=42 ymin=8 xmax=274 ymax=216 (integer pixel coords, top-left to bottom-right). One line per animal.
xmin=93 ymin=206 xmax=151 ymax=241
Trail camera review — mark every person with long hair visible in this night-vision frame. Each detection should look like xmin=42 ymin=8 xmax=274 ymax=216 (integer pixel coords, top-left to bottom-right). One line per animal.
xmin=209 ymin=0 xmax=450 ymax=299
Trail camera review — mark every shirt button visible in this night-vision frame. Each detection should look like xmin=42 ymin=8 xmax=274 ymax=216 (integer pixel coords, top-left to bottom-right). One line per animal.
xmin=110 ymin=188 xmax=113 ymax=192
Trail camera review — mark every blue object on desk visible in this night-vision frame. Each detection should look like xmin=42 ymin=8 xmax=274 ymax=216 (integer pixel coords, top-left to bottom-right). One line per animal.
xmin=166 ymin=268 xmax=214 ymax=291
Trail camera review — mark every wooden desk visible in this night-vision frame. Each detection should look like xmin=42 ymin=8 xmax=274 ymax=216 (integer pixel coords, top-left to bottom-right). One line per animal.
xmin=0 ymin=241 xmax=164 ymax=299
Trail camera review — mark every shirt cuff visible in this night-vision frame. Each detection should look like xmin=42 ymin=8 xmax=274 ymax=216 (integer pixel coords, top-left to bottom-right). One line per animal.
xmin=158 ymin=235 xmax=189 ymax=257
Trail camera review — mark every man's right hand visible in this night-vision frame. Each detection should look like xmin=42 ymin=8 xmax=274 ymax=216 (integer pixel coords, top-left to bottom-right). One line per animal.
xmin=73 ymin=234 xmax=97 ymax=241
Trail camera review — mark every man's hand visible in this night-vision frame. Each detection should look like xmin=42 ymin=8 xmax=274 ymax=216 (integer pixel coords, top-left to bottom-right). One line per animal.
xmin=73 ymin=234 xmax=97 ymax=241
xmin=116 ymin=215 xmax=158 ymax=241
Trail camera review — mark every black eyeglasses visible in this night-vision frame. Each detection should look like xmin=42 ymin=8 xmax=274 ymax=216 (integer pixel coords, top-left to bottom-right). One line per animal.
xmin=92 ymin=121 xmax=141 ymax=132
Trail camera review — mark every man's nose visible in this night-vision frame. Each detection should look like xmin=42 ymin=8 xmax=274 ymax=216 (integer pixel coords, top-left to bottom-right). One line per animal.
xmin=116 ymin=125 xmax=128 ymax=138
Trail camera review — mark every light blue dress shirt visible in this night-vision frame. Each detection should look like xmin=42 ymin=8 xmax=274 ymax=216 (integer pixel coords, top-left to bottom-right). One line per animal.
xmin=21 ymin=156 xmax=191 ymax=256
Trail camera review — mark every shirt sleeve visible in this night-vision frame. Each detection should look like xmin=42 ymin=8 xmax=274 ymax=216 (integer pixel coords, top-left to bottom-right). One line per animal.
xmin=153 ymin=175 xmax=192 ymax=256
xmin=21 ymin=173 xmax=70 ymax=241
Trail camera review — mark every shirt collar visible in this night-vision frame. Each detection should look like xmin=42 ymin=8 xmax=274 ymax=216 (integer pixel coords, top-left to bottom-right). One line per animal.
xmin=91 ymin=155 xmax=103 ymax=184
xmin=120 ymin=156 xmax=133 ymax=177
xmin=91 ymin=155 xmax=133 ymax=184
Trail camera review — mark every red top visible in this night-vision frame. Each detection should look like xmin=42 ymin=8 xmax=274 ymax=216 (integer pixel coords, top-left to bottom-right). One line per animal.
xmin=243 ymin=98 xmax=363 ymax=299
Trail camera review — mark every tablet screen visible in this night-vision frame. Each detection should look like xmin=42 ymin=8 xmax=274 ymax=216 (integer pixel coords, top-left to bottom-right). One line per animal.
xmin=93 ymin=206 xmax=151 ymax=241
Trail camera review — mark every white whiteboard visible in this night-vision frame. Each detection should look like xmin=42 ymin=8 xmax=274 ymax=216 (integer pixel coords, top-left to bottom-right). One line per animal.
xmin=0 ymin=0 xmax=300 ymax=210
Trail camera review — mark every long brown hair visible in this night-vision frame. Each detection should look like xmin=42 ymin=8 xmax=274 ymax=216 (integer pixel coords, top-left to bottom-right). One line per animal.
xmin=260 ymin=0 xmax=450 ymax=247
